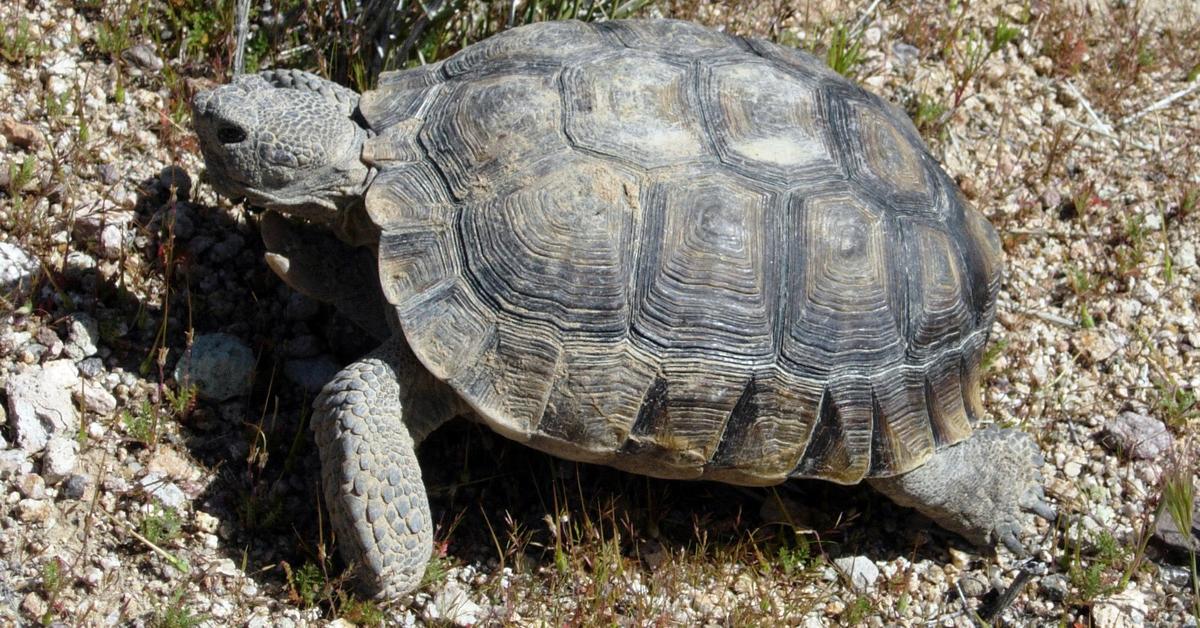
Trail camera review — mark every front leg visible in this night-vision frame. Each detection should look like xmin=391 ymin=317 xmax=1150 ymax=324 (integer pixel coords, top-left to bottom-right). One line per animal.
xmin=259 ymin=210 xmax=391 ymax=340
xmin=313 ymin=337 xmax=460 ymax=598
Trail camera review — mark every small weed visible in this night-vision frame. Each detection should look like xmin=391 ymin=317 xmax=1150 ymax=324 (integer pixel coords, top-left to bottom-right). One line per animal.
xmin=774 ymin=536 xmax=816 ymax=577
xmin=8 ymin=154 xmax=36 ymax=192
xmin=154 ymin=589 xmax=204 ymax=628
xmin=284 ymin=561 xmax=327 ymax=608
xmin=842 ymin=595 xmax=873 ymax=624
xmin=980 ymin=338 xmax=1009 ymax=373
xmin=1061 ymin=525 xmax=1126 ymax=603
xmin=338 ymin=595 xmax=385 ymax=626
xmin=121 ymin=399 xmax=160 ymax=445
xmin=1161 ymin=459 xmax=1199 ymax=620
xmin=142 ymin=503 xmax=184 ymax=545
xmin=825 ymin=22 xmax=864 ymax=77
xmin=0 ymin=17 xmax=45 ymax=63
xmin=909 ymin=93 xmax=948 ymax=138
xmin=1156 ymin=381 xmax=1198 ymax=430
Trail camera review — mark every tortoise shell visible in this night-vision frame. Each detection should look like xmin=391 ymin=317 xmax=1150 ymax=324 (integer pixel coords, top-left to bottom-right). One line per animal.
xmin=356 ymin=19 xmax=1003 ymax=486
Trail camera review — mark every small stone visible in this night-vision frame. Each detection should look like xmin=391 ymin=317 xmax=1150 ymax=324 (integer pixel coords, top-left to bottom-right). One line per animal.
xmin=0 ymin=242 xmax=39 ymax=296
xmin=1105 ymin=411 xmax=1173 ymax=460
xmin=16 ymin=472 xmax=46 ymax=499
xmin=75 ymin=381 xmax=118 ymax=415
xmin=62 ymin=473 xmax=92 ymax=500
xmin=1063 ymin=459 xmax=1082 ymax=478
xmin=82 ymin=566 xmax=104 ymax=589
xmin=121 ymin=43 xmax=164 ymax=74
xmin=65 ymin=313 xmax=99 ymax=360
xmin=173 ymin=333 xmax=256 ymax=401
xmin=77 ymin=356 xmax=104 ymax=378
xmin=18 ymin=498 xmax=50 ymax=522
xmin=423 ymin=581 xmax=482 ymax=627
xmin=20 ymin=592 xmax=47 ymax=619
xmin=0 ymin=450 xmax=33 ymax=477
xmin=957 ymin=572 xmax=990 ymax=598
xmin=947 ymin=547 xmax=972 ymax=569
xmin=1072 ymin=323 xmax=1128 ymax=364
xmin=1154 ymin=498 xmax=1198 ymax=553
xmin=834 ymin=555 xmax=879 ymax=592
xmin=1039 ymin=573 xmax=1069 ymax=602
xmin=1092 ymin=585 xmax=1148 ymax=628
xmin=42 ymin=436 xmax=78 ymax=484
xmin=194 ymin=510 xmax=219 ymax=534
xmin=99 ymin=224 xmax=123 ymax=259
xmin=6 ymin=360 xmax=80 ymax=453
xmin=140 ymin=472 xmax=187 ymax=509
xmin=892 ymin=42 xmax=919 ymax=65
xmin=1 ymin=118 xmax=42 ymax=149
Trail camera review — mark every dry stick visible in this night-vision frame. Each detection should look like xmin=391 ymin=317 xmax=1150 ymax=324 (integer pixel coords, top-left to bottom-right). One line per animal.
xmin=101 ymin=509 xmax=190 ymax=573
xmin=850 ymin=0 xmax=883 ymax=35
xmin=233 ymin=0 xmax=251 ymax=75
xmin=1120 ymin=78 xmax=1200 ymax=126
xmin=979 ymin=563 xmax=1038 ymax=623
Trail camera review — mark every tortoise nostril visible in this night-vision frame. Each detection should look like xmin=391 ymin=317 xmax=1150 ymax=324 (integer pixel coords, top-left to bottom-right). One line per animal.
xmin=217 ymin=125 xmax=247 ymax=144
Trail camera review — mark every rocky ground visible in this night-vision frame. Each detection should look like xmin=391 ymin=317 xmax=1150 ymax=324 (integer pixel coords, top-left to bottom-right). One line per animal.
xmin=0 ymin=0 xmax=1197 ymax=626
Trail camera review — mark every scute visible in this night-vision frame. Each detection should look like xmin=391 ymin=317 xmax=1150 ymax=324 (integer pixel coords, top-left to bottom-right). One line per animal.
xmin=563 ymin=52 xmax=708 ymax=168
xmin=362 ymin=19 xmax=1003 ymax=484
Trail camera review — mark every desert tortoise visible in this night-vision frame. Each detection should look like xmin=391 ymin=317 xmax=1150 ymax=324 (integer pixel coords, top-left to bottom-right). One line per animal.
xmin=192 ymin=18 xmax=1054 ymax=598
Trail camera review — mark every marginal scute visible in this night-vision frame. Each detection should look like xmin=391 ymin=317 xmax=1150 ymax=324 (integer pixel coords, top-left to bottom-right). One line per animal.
xmin=442 ymin=20 xmax=605 ymax=77
xmin=361 ymin=64 xmax=443 ymax=130
xmin=535 ymin=341 xmax=657 ymax=463
xmin=618 ymin=361 xmax=748 ymax=479
xmin=704 ymin=368 xmax=823 ymax=485
xmin=563 ymin=52 xmax=708 ymax=168
xmin=448 ymin=321 xmax=561 ymax=442
xmin=398 ymin=280 xmax=495 ymax=382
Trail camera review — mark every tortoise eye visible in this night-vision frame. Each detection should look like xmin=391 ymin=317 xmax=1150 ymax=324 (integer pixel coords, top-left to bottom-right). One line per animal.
xmin=217 ymin=125 xmax=247 ymax=144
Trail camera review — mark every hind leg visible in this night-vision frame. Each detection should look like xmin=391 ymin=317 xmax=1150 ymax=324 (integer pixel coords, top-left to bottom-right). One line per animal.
xmin=869 ymin=428 xmax=1056 ymax=553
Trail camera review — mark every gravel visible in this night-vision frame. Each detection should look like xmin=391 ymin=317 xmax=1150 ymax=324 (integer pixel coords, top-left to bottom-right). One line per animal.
xmin=0 ymin=1 xmax=1196 ymax=626
xmin=0 ymin=242 xmax=39 ymax=296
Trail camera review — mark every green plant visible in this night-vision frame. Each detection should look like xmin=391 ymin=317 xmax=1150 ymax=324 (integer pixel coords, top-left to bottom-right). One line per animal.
xmin=1161 ymin=460 xmax=1199 ymax=620
xmin=1157 ymin=381 xmax=1198 ymax=430
xmin=338 ymin=595 xmax=385 ymax=626
xmin=142 ymin=504 xmax=184 ymax=545
xmin=154 ymin=589 xmax=204 ymax=628
xmin=910 ymin=93 xmax=948 ymax=138
xmin=842 ymin=595 xmax=873 ymax=624
xmin=825 ymin=22 xmax=864 ymax=77
xmin=121 ymin=399 xmax=158 ymax=445
xmin=286 ymin=561 xmax=326 ymax=608
xmin=0 ymin=17 xmax=45 ymax=63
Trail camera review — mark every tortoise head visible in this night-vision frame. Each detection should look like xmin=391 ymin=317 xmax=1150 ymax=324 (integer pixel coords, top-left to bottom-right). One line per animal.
xmin=192 ymin=72 xmax=372 ymax=226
